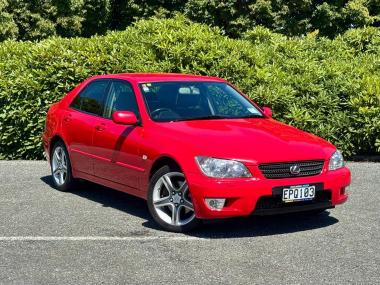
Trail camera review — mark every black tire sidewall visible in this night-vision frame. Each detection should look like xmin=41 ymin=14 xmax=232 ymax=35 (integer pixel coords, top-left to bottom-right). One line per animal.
xmin=147 ymin=165 xmax=200 ymax=232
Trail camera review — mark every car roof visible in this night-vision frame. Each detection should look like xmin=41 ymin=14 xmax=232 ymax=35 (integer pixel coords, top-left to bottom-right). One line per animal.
xmin=88 ymin=73 xmax=226 ymax=83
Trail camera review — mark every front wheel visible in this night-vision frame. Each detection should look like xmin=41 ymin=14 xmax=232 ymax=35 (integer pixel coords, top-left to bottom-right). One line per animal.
xmin=147 ymin=165 xmax=200 ymax=232
xmin=50 ymin=141 xmax=76 ymax=192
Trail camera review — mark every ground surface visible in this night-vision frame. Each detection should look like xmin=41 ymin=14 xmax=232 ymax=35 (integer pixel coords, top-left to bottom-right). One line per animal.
xmin=0 ymin=161 xmax=379 ymax=284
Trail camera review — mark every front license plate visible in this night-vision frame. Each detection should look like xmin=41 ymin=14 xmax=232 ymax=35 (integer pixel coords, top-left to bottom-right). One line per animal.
xmin=282 ymin=185 xmax=315 ymax=203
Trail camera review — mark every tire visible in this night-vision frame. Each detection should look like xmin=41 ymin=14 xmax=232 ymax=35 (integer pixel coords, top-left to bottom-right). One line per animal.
xmin=147 ymin=165 xmax=200 ymax=232
xmin=50 ymin=141 xmax=77 ymax=192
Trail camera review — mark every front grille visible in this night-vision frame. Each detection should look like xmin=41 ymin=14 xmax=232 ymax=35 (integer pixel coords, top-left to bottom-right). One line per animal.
xmin=259 ymin=160 xmax=324 ymax=179
xmin=254 ymin=190 xmax=332 ymax=211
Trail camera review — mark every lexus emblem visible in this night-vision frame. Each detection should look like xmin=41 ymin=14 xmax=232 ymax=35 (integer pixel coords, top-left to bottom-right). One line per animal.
xmin=290 ymin=165 xmax=301 ymax=175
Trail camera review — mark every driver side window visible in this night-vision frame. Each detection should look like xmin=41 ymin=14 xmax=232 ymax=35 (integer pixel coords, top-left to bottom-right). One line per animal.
xmin=104 ymin=80 xmax=140 ymax=119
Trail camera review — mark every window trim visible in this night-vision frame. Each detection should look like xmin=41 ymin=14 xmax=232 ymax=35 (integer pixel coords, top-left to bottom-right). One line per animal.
xmin=102 ymin=79 xmax=142 ymax=123
xmin=69 ymin=79 xmax=142 ymax=125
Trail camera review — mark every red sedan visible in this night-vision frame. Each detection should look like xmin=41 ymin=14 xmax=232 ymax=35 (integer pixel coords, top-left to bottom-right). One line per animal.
xmin=43 ymin=73 xmax=350 ymax=232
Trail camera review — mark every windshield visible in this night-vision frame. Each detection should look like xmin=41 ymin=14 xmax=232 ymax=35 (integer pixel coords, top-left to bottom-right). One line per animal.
xmin=139 ymin=81 xmax=263 ymax=122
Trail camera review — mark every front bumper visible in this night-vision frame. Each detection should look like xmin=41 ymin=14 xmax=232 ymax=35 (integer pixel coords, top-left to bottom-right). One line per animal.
xmin=187 ymin=165 xmax=350 ymax=219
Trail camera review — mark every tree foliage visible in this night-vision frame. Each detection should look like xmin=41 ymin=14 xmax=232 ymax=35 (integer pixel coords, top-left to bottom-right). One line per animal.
xmin=0 ymin=16 xmax=379 ymax=159
xmin=82 ymin=0 xmax=111 ymax=36
xmin=0 ymin=0 xmax=18 ymax=41
xmin=0 ymin=0 xmax=378 ymax=41
xmin=184 ymin=0 xmax=379 ymax=37
xmin=0 ymin=0 xmax=85 ymax=40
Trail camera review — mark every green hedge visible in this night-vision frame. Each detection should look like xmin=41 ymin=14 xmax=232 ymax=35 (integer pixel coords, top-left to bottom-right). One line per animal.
xmin=0 ymin=16 xmax=379 ymax=159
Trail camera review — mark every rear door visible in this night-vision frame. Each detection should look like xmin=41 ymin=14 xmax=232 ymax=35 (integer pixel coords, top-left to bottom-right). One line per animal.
xmin=92 ymin=79 xmax=144 ymax=189
xmin=62 ymin=79 xmax=110 ymax=175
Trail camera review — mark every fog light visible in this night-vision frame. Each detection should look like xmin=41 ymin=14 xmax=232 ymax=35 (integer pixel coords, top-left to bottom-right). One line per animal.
xmin=205 ymin=198 xmax=226 ymax=210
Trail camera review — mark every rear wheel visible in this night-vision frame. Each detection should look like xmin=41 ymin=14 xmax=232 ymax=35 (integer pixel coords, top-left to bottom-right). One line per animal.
xmin=50 ymin=141 xmax=76 ymax=191
xmin=148 ymin=165 xmax=200 ymax=232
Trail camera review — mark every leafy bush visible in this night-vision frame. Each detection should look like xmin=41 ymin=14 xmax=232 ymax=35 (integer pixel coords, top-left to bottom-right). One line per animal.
xmin=0 ymin=16 xmax=379 ymax=159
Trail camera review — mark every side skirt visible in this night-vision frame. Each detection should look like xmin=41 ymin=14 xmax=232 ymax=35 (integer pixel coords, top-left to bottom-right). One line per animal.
xmin=74 ymin=170 xmax=147 ymax=200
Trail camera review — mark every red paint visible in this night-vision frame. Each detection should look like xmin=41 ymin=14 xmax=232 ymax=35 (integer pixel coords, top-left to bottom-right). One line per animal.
xmin=262 ymin=107 xmax=273 ymax=117
xmin=43 ymin=73 xmax=350 ymax=219
xmin=112 ymin=111 xmax=138 ymax=125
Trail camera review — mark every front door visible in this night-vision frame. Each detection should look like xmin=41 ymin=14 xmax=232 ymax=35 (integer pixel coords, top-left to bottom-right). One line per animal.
xmin=92 ymin=80 xmax=145 ymax=189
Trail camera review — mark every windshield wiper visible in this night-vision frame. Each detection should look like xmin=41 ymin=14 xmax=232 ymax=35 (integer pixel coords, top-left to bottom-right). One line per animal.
xmin=171 ymin=115 xmax=229 ymax=122
xmin=170 ymin=114 xmax=264 ymax=122
xmin=238 ymin=114 xmax=263 ymax=118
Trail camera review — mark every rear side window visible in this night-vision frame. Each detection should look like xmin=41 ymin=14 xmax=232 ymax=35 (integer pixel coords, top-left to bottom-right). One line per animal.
xmin=70 ymin=80 xmax=109 ymax=116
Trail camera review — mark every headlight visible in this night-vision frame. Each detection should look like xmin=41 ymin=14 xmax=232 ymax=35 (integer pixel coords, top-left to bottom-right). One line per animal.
xmin=195 ymin=156 xmax=252 ymax=178
xmin=329 ymin=150 xmax=344 ymax=171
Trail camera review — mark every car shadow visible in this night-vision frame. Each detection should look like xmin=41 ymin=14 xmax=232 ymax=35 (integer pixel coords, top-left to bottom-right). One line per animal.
xmin=186 ymin=212 xmax=338 ymax=239
xmin=40 ymin=175 xmax=339 ymax=238
xmin=40 ymin=175 xmax=157 ymax=227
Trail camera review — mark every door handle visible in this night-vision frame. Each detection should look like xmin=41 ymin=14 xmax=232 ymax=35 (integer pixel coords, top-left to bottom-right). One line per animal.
xmin=95 ymin=124 xmax=105 ymax=131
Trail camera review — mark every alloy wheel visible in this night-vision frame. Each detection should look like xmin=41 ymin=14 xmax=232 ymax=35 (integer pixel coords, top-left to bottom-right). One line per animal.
xmin=51 ymin=146 xmax=68 ymax=186
xmin=152 ymin=172 xmax=195 ymax=226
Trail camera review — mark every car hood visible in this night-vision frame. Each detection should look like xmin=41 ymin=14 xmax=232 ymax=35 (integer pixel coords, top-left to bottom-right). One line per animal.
xmin=156 ymin=118 xmax=335 ymax=164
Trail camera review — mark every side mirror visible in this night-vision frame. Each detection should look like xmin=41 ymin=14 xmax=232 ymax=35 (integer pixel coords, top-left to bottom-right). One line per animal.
xmin=112 ymin=111 xmax=138 ymax=125
xmin=262 ymin=107 xmax=273 ymax=118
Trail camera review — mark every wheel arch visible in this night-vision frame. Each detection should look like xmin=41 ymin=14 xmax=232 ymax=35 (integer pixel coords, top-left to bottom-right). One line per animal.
xmin=149 ymin=155 xmax=183 ymax=180
xmin=49 ymin=135 xmax=66 ymax=160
